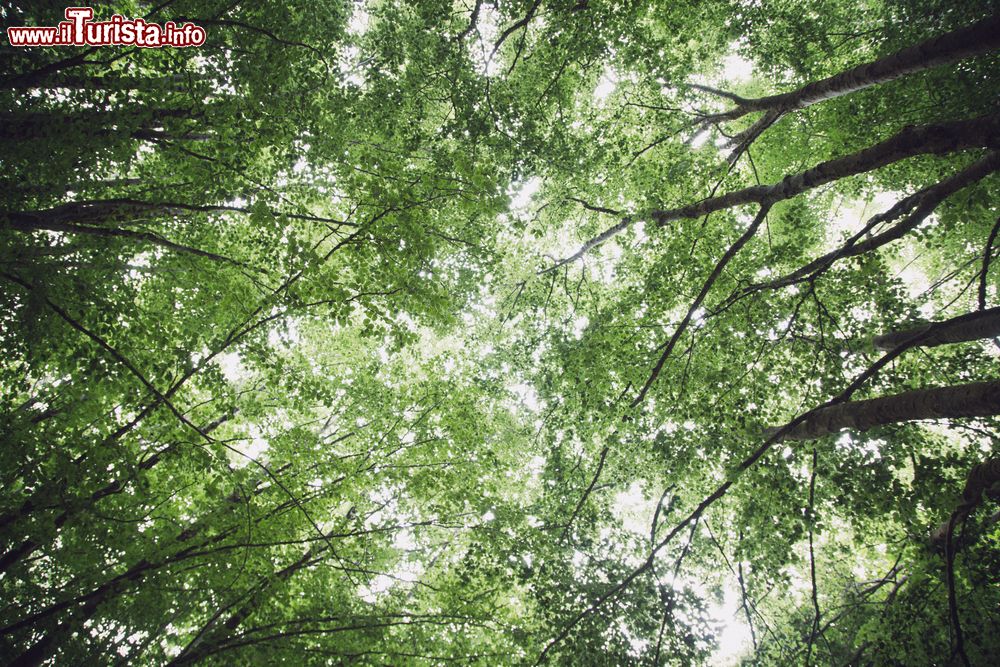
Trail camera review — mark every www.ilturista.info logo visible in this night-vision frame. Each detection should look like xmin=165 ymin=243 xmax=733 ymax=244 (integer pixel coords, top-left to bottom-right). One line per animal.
xmin=6 ymin=7 xmax=205 ymax=48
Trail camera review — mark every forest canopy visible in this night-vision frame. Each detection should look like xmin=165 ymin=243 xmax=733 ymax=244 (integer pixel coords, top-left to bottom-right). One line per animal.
xmin=2 ymin=1 xmax=1000 ymax=665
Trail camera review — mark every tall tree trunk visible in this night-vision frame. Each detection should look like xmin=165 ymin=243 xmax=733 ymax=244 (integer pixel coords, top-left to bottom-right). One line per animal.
xmin=2 ymin=74 xmax=192 ymax=92
xmin=5 ymin=216 xmax=246 ymax=266
xmin=730 ymin=153 xmax=1000 ymax=299
xmin=707 ymin=15 xmax=1000 ymax=160
xmin=717 ymin=15 xmax=1000 ymax=119
xmin=873 ymin=308 xmax=1000 ymax=350
xmin=653 ymin=114 xmax=1000 ymax=226
xmin=551 ymin=114 xmax=1000 ymax=268
xmin=770 ymin=380 xmax=1000 ymax=442
xmin=167 ymin=549 xmax=319 ymax=666
xmin=3 ymin=198 xmax=349 ymax=227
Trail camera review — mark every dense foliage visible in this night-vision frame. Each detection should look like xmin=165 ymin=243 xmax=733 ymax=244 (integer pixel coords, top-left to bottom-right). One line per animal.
xmin=2 ymin=1 xmax=999 ymax=665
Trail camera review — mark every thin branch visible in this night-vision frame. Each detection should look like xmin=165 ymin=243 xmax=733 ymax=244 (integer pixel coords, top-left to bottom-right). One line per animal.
xmin=687 ymin=82 xmax=749 ymax=105
xmin=455 ymin=0 xmax=484 ymax=41
xmin=979 ymin=214 xmax=1000 ymax=311
xmin=566 ymin=197 xmax=622 ymax=217
xmin=559 ymin=446 xmax=609 ymax=540
xmin=490 ymin=0 xmax=542 ymax=61
xmin=533 ymin=317 xmax=962 ymax=663
xmin=632 ymin=204 xmax=771 ymax=406
xmin=804 ymin=446 xmax=822 ymax=666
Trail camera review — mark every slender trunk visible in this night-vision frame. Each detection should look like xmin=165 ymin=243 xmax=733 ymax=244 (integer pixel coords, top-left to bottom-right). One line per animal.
xmin=715 ymin=14 xmax=1000 ymax=122
xmin=3 ymin=74 xmax=191 ymax=92
xmin=549 ymin=114 xmax=1000 ymax=269
xmin=4 ymin=198 xmax=350 ymax=227
xmin=3 ymin=178 xmax=143 ymax=197
xmin=168 ymin=549 xmax=318 ymax=666
xmin=654 ymin=114 xmax=1000 ymax=226
xmin=3 ymin=200 xmax=201 ymax=226
xmin=0 ymin=109 xmax=201 ymax=142
xmin=131 ymin=128 xmax=213 ymax=142
xmin=732 ymin=153 xmax=1000 ymax=299
xmin=5 ymin=216 xmax=250 ymax=267
xmin=0 ymin=53 xmax=93 ymax=91
xmin=770 ymin=380 xmax=1000 ymax=441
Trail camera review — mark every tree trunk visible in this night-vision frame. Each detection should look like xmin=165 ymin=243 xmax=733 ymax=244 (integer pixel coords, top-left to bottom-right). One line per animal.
xmin=168 ymin=549 xmax=318 ymax=666
xmin=5 ymin=216 xmax=245 ymax=265
xmin=552 ymin=114 xmax=1000 ymax=268
xmin=929 ymin=460 xmax=1000 ymax=548
xmin=734 ymin=153 xmax=1000 ymax=297
xmin=770 ymin=380 xmax=1000 ymax=441
xmin=4 ymin=198 xmax=349 ymax=227
xmin=654 ymin=114 xmax=1000 ymax=226
xmin=873 ymin=308 xmax=1000 ymax=350
xmin=715 ymin=14 xmax=1000 ymax=122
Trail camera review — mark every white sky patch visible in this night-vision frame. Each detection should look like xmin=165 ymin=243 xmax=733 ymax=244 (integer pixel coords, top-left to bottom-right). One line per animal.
xmin=870 ymin=190 xmax=903 ymax=212
xmin=470 ymin=2 xmax=501 ymax=77
xmin=709 ymin=587 xmax=754 ymax=665
xmin=526 ymin=455 xmax=546 ymax=480
xmin=593 ymin=66 xmax=618 ymax=103
xmin=825 ymin=191 xmax=904 ymax=251
xmin=508 ymin=382 xmax=543 ymax=413
xmin=130 ymin=252 xmax=153 ymax=269
xmin=393 ymin=528 xmax=417 ymax=551
xmin=509 ymin=176 xmax=541 ymax=213
xmin=721 ymin=50 xmax=753 ymax=83
xmin=359 ymin=573 xmax=393 ymax=603
xmin=611 ymin=480 xmax=656 ymax=536
xmin=594 ymin=242 xmax=623 ymax=283
xmin=338 ymin=45 xmax=366 ymax=87
xmin=890 ymin=230 xmax=933 ymax=299
xmin=268 ymin=317 xmax=302 ymax=350
xmin=216 ymin=351 xmax=247 ymax=383
xmin=346 ymin=1 xmax=370 ymax=36
xmin=229 ymin=423 xmax=270 ymax=467
xmin=632 ymin=220 xmax=648 ymax=245
xmin=125 ymin=251 xmax=155 ymax=284
xmin=690 ymin=128 xmax=711 ymax=149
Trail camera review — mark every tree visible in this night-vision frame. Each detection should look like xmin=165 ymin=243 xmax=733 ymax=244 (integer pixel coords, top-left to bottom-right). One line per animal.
xmin=2 ymin=0 xmax=1000 ymax=665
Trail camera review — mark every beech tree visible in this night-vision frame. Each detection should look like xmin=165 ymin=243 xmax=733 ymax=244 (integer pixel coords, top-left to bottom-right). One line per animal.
xmin=2 ymin=1 xmax=999 ymax=665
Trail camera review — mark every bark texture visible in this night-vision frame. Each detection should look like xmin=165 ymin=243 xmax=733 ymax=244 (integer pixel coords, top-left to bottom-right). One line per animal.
xmin=723 ymin=14 xmax=1000 ymax=119
xmin=873 ymin=308 xmax=1000 ymax=351
xmin=547 ymin=114 xmax=1000 ymax=269
xmin=929 ymin=460 xmax=1000 ymax=549
xmin=771 ymin=380 xmax=1000 ymax=441
xmin=653 ymin=114 xmax=1000 ymax=227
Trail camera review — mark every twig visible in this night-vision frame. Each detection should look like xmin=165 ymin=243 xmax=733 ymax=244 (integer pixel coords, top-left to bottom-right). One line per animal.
xmin=560 ymin=446 xmax=609 ymax=539
xmin=979 ymin=214 xmax=1000 ymax=311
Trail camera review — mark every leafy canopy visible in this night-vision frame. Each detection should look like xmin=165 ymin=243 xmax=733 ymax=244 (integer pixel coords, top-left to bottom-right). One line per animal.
xmin=2 ymin=0 xmax=999 ymax=665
